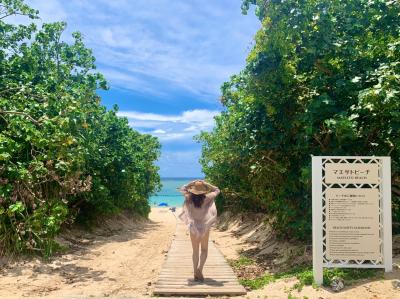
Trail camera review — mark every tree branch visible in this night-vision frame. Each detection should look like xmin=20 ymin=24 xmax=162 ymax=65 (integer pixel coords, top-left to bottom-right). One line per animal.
xmin=0 ymin=87 xmax=25 ymax=95
xmin=0 ymin=12 xmax=28 ymax=20
xmin=313 ymin=134 xmax=326 ymax=150
xmin=0 ymin=110 xmax=41 ymax=126
xmin=393 ymin=186 xmax=400 ymax=197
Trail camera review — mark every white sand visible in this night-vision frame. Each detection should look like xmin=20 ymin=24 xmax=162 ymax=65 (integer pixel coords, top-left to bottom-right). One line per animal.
xmin=0 ymin=207 xmax=176 ymax=298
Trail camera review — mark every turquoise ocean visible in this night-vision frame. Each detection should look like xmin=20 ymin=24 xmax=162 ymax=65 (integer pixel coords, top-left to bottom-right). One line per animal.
xmin=149 ymin=178 xmax=202 ymax=207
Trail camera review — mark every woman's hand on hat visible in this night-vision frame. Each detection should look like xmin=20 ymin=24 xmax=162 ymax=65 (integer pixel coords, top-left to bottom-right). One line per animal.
xmin=178 ymin=184 xmax=189 ymax=193
xmin=202 ymin=181 xmax=217 ymax=190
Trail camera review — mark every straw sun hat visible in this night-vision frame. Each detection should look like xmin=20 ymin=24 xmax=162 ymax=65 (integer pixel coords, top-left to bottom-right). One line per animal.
xmin=186 ymin=180 xmax=213 ymax=195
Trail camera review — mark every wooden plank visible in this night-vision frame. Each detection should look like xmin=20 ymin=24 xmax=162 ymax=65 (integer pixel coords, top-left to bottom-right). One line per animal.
xmin=155 ymin=286 xmax=243 ymax=290
xmin=154 ymin=289 xmax=246 ymax=295
xmin=160 ymin=270 xmax=233 ymax=273
xmin=153 ymin=219 xmax=246 ymax=296
xmin=155 ymin=287 xmax=245 ymax=292
xmin=155 ymin=286 xmax=244 ymax=290
xmin=159 ymin=273 xmax=235 ymax=276
xmin=156 ymin=280 xmax=237 ymax=287
xmin=157 ymin=277 xmax=238 ymax=280
xmin=164 ymin=258 xmax=225 ymax=260
xmin=155 ymin=282 xmax=240 ymax=286
xmin=160 ymin=269 xmax=232 ymax=272
xmin=164 ymin=260 xmax=225 ymax=262
xmin=161 ymin=266 xmax=230 ymax=269
xmin=159 ymin=274 xmax=235 ymax=277
xmin=160 ymin=269 xmax=233 ymax=272
xmin=159 ymin=274 xmax=234 ymax=277
xmin=162 ymin=261 xmax=229 ymax=272
xmin=157 ymin=278 xmax=238 ymax=282
xmin=159 ymin=275 xmax=235 ymax=278
xmin=159 ymin=271 xmax=235 ymax=274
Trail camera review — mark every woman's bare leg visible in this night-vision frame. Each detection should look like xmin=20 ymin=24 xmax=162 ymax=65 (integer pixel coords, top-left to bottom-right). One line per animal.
xmin=189 ymin=231 xmax=200 ymax=279
xmin=198 ymin=229 xmax=210 ymax=278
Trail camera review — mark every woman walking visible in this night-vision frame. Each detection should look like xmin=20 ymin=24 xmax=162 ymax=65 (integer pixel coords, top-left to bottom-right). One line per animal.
xmin=178 ymin=179 xmax=220 ymax=281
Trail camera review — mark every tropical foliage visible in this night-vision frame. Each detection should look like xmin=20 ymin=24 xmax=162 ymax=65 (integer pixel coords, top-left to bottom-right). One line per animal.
xmin=0 ymin=0 xmax=160 ymax=256
xmin=198 ymin=0 xmax=400 ymax=239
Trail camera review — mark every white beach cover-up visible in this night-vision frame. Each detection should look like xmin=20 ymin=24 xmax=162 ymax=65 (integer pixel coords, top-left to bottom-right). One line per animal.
xmin=178 ymin=188 xmax=220 ymax=238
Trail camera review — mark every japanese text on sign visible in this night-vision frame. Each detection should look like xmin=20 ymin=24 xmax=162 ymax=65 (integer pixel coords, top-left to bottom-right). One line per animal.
xmin=325 ymin=163 xmax=379 ymax=184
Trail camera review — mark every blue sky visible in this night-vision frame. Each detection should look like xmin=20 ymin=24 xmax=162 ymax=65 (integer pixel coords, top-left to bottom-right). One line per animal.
xmin=26 ymin=0 xmax=260 ymax=177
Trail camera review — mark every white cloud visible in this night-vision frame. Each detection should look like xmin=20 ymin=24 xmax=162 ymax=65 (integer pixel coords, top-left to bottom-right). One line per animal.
xmin=99 ymin=26 xmax=136 ymax=48
xmin=128 ymin=120 xmax=165 ymax=128
xmin=152 ymin=129 xmax=166 ymax=134
xmin=180 ymin=110 xmax=219 ymax=129
xmin=118 ymin=109 xmax=220 ymax=141
xmin=183 ymin=125 xmax=198 ymax=132
xmin=28 ymin=0 xmax=67 ymax=22
xmin=118 ymin=109 xmax=219 ymax=125
xmin=98 ymin=67 xmax=166 ymax=96
xmin=118 ymin=111 xmax=181 ymax=122
xmin=24 ymin=0 xmax=259 ymax=100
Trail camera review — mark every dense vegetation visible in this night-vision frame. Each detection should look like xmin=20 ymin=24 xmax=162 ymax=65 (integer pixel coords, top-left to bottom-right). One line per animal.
xmin=198 ymin=0 xmax=400 ymax=239
xmin=0 ymin=0 xmax=160 ymax=256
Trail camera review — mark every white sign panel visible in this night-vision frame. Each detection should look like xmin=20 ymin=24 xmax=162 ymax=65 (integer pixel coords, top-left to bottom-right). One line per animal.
xmin=326 ymin=188 xmax=380 ymax=260
xmin=312 ymin=156 xmax=392 ymax=285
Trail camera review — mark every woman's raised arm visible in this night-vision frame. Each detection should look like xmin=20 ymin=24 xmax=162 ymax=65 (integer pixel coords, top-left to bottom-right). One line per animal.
xmin=204 ymin=186 xmax=220 ymax=205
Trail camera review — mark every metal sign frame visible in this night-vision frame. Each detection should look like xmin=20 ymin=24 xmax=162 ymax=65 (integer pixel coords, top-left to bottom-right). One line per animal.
xmin=312 ymin=156 xmax=392 ymax=285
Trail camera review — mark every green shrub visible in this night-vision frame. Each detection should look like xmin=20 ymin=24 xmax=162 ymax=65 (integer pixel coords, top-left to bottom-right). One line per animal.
xmin=198 ymin=0 xmax=400 ymax=239
xmin=0 ymin=0 xmax=160 ymax=256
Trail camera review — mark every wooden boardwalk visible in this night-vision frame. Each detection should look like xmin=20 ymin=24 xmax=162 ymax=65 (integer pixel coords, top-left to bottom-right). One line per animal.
xmin=154 ymin=215 xmax=246 ymax=297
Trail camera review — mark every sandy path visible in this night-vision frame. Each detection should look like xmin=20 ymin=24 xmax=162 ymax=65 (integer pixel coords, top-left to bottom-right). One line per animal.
xmin=0 ymin=207 xmax=176 ymax=299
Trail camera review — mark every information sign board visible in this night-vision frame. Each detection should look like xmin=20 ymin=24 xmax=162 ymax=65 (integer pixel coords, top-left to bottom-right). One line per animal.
xmin=312 ymin=157 xmax=392 ymax=285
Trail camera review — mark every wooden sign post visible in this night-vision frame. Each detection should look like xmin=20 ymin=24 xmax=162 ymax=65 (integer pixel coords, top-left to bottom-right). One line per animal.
xmin=312 ymin=156 xmax=392 ymax=285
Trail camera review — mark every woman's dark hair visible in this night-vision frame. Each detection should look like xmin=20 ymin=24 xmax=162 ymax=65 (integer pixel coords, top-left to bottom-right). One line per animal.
xmin=189 ymin=192 xmax=206 ymax=208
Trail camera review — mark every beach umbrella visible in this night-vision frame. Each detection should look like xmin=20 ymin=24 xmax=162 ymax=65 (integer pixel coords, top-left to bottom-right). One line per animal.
xmin=158 ymin=202 xmax=169 ymax=207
